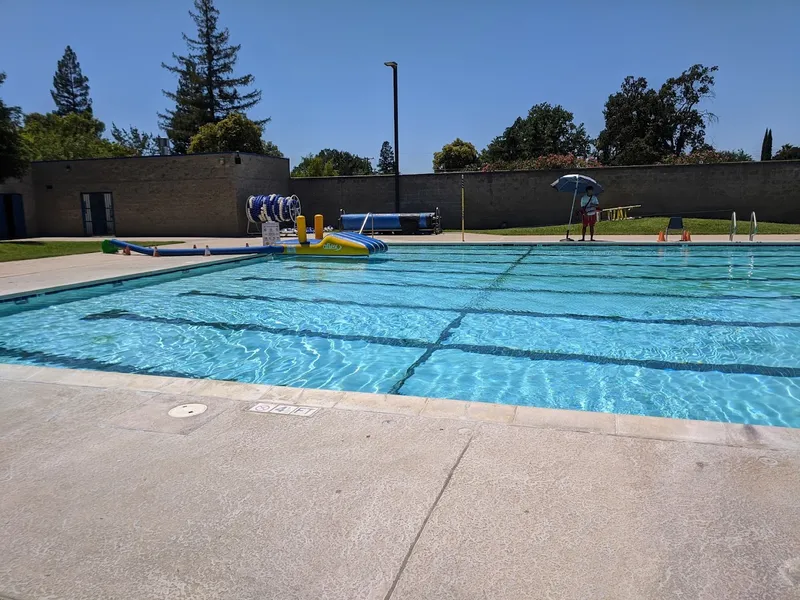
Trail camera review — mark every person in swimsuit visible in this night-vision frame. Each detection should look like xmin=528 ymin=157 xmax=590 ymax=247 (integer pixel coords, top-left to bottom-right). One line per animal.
xmin=579 ymin=186 xmax=600 ymax=241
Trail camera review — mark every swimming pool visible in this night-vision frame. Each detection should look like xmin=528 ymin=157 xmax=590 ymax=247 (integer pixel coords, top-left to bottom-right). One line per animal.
xmin=1 ymin=244 xmax=799 ymax=427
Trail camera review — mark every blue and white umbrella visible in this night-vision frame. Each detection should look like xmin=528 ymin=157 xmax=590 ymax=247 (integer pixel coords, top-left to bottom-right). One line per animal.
xmin=550 ymin=174 xmax=604 ymax=241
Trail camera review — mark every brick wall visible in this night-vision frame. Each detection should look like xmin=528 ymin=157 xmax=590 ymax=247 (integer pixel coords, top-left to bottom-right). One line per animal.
xmin=29 ymin=153 xmax=288 ymax=237
xmin=291 ymin=160 xmax=800 ymax=230
xmin=232 ymin=154 xmax=291 ymax=233
xmin=21 ymin=156 xmax=800 ymax=237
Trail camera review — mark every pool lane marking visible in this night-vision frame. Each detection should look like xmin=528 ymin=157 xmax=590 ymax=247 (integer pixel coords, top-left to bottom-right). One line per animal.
xmin=82 ymin=309 xmax=432 ymax=349
xmin=285 ymin=263 xmax=800 ymax=283
xmin=368 ymin=257 xmax=800 ymax=269
xmin=26 ymin=306 xmax=800 ymax=379
xmin=240 ymin=275 xmax=800 ymax=301
xmin=387 ymin=313 xmax=467 ymax=395
xmin=180 ymin=290 xmax=800 ymax=329
xmin=389 ymin=247 xmax=534 ymax=395
xmin=0 ymin=345 xmax=199 ymax=379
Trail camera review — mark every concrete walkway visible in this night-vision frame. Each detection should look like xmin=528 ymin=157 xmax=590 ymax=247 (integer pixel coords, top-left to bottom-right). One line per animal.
xmin=1 ymin=366 xmax=799 ymax=600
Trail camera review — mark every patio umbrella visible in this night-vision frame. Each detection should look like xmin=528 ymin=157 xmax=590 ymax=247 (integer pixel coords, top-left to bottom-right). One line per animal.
xmin=550 ymin=174 xmax=604 ymax=241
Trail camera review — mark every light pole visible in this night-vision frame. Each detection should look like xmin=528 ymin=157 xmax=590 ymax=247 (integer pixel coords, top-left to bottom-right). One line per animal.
xmin=384 ymin=61 xmax=400 ymax=213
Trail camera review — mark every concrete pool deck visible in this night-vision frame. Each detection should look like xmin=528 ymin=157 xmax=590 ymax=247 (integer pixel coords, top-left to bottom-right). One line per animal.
xmin=2 ymin=237 xmax=800 ymax=598
xmin=2 ymin=365 xmax=800 ymax=599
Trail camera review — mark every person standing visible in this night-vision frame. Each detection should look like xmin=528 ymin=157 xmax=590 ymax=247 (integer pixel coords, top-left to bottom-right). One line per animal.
xmin=579 ymin=186 xmax=600 ymax=241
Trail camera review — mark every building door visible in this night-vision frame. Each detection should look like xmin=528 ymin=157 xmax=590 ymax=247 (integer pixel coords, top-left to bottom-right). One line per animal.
xmin=81 ymin=193 xmax=115 ymax=236
xmin=0 ymin=194 xmax=26 ymax=239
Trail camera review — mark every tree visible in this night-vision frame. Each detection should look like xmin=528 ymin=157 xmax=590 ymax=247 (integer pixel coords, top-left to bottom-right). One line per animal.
xmin=433 ymin=138 xmax=479 ymax=172
xmin=51 ymin=45 xmax=92 ymax=116
xmin=293 ymin=149 xmax=372 ymax=176
xmin=597 ymin=64 xmax=718 ymax=165
xmin=761 ymin=128 xmax=772 ymax=161
xmin=187 ymin=111 xmax=280 ymax=155
xmin=660 ymin=148 xmax=752 ymax=165
xmin=111 ymin=124 xmax=159 ymax=156
xmin=262 ymin=141 xmax=283 ymax=158
xmin=21 ymin=112 xmax=127 ymax=161
xmin=378 ymin=141 xmax=394 ymax=174
xmin=159 ymin=58 xmax=206 ymax=154
xmin=596 ymin=77 xmax=662 ymax=165
xmin=774 ymin=144 xmax=800 ymax=160
xmin=291 ymin=154 xmax=338 ymax=177
xmin=160 ymin=0 xmax=263 ymax=153
xmin=482 ymin=154 xmax=601 ymax=172
xmin=481 ymin=102 xmax=591 ymax=164
xmin=0 ymin=73 xmax=29 ymax=183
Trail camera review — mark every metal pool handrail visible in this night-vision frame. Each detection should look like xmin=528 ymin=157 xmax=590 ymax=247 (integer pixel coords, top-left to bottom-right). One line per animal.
xmin=359 ymin=212 xmax=373 ymax=235
xmin=729 ymin=211 xmax=737 ymax=242
xmin=749 ymin=211 xmax=758 ymax=241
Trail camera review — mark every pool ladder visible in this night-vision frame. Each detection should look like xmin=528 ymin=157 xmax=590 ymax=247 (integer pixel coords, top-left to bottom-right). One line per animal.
xmin=729 ymin=211 xmax=758 ymax=242
xmin=358 ymin=212 xmax=375 ymax=237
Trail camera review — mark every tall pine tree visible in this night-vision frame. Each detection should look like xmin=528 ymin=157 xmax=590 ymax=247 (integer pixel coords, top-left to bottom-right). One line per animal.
xmin=51 ymin=46 xmax=92 ymax=116
xmin=160 ymin=0 xmax=263 ymax=153
xmin=159 ymin=58 xmax=207 ymax=154
xmin=378 ymin=141 xmax=395 ymax=174
xmin=761 ymin=128 xmax=773 ymax=161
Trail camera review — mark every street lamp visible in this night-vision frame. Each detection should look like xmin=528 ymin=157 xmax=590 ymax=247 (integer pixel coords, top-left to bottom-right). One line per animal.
xmin=384 ymin=61 xmax=400 ymax=213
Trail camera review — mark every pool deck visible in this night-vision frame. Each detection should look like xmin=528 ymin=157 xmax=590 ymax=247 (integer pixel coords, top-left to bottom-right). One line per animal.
xmin=2 ymin=237 xmax=800 ymax=599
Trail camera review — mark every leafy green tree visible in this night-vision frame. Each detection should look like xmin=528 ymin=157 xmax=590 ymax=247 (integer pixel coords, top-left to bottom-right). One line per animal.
xmin=21 ymin=112 xmax=126 ymax=161
xmin=596 ymin=77 xmax=662 ymax=165
xmin=761 ymin=128 xmax=772 ymax=161
xmin=658 ymin=64 xmax=718 ymax=156
xmin=111 ymin=123 xmax=158 ymax=156
xmin=262 ymin=140 xmax=283 ymax=158
xmin=660 ymin=148 xmax=752 ymax=165
xmin=481 ymin=103 xmax=591 ymax=163
xmin=0 ymin=73 xmax=29 ymax=183
xmin=433 ymin=138 xmax=479 ymax=172
xmin=774 ymin=144 xmax=800 ymax=160
xmin=291 ymin=154 xmax=338 ymax=177
xmin=294 ymin=149 xmax=372 ymax=176
xmin=51 ymin=45 xmax=92 ymax=116
xmin=598 ymin=64 xmax=718 ymax=165
xmin=188 ymin=112 xmax=280 ymax=155
xmin=378 ymin=141 xmax=395 ymax=174
xmin=160 ymin=0 xmax=263 ymax=153
xmin=482 ymin=154 xmax=601 ymax=172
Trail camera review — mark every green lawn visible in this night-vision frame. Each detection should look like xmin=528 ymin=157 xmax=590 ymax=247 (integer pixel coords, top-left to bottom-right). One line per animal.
xmin=0 ymin=240 xmax=183 ymax=262
xmin=463 ymin=218 xmax=800 ymax=236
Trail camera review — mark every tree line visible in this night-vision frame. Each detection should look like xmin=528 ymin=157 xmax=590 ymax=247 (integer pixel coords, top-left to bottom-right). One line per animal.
xmin=0 ymin=0 xmax=397 ymax=183
xmin=1 ymin=1 xmax=799 ymax=184
xmin=433 ymin=65 xmax=800 ymax=172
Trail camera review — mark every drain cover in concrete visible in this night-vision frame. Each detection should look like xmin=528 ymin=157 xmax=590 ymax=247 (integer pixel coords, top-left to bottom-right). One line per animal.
xmin=168 ymin=403 xmax=208 ymax=418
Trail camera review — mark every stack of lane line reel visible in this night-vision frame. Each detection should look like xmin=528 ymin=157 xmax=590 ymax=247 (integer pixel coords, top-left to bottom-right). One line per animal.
xmin=246 ymin=194 xmax=302 ymax=243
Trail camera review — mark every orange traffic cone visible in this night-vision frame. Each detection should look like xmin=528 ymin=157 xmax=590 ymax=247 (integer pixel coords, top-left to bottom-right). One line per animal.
xmin=657 ymin=231 xmax=666 ymax=242
xmin=122 ymin=246 xmax=131 ymax=256
xmin=153 ymin=246 xmax=160 ymax=257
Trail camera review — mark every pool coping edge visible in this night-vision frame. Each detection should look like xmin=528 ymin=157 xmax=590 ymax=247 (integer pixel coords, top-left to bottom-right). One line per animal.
xmin=2 ymin=363 xmax=798 ymax=451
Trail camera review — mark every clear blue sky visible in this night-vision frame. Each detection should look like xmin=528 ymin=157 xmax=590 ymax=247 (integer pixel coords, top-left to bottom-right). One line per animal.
xmin=2 ymin=0 xmax=798 ymax=173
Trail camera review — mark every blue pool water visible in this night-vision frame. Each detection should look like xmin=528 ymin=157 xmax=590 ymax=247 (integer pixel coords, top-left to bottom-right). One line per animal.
xmin=1 ymin=244 xmax=799 ymax=427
